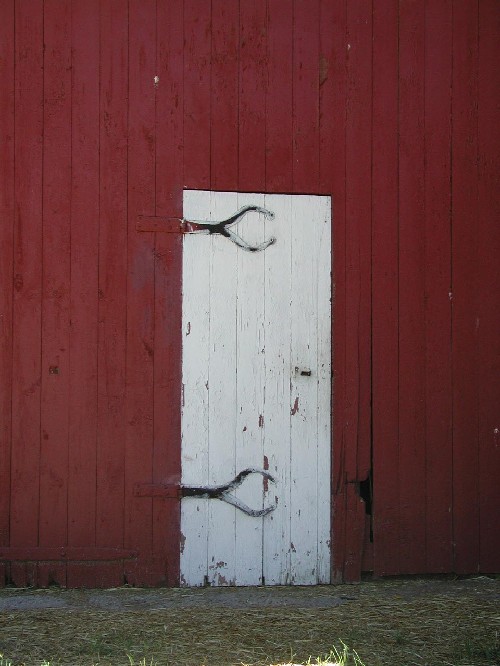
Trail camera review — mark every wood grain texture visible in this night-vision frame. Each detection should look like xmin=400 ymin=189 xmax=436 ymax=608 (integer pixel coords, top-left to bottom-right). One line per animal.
xmin=125 ymin=0 xmax=156 ymax=584
xmin=67 ymin=0 xmax=100 ymax=554
xmin=10 ymin=0 xmax=44 ymax=548
xmin=477 ymin=0 xmax=500 ymax=573
xmin=211 ymin=0 xmax=239 ymax=192
xmin=344 ymin=0 xmax=372 ymax=486
xmin=0 ymin=0 xmax=14 ymax=550
xmin=371 ymin=0 xmax=400 ymax=576
xmin=238 ymin=0 xmax=267 ymax=192
xmin=266 ymin=0 xmax=293 ymax=193
xmin=292 ymin=0 xmax=320 ymax=194
xmin=398 ymin=0 xmax=427 ymax=574
xmin=183 ymin=0 xmax=211 ymax=191
xmin=39 ymin=0 xmax=72 ymax=558
xmin=96 ymin=0 xmax=128 ymax=551
xmin=423 ymin=0 xmax=453 ymax=573
xmin=451 ymin=1 xmax=480 ymax=574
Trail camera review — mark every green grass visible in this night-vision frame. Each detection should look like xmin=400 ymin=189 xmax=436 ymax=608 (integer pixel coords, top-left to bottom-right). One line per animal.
xmin=305 ymin=641 xmax=366 ymax=665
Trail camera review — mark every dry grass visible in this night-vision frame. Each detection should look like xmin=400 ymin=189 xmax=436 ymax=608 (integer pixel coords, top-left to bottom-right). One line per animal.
xmin=0 ymin=578 xmax=498 ymax=666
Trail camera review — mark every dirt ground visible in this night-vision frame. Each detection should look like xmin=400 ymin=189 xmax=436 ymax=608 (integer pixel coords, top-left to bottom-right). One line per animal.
xmin=0 ymin=576 xmax=498 ymax=666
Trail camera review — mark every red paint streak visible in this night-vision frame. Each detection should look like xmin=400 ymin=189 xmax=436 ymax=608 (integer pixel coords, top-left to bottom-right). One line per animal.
xmin=263 ymin=456 xmax=269 ymax=492
xmin=291 ymin=397 xmax=299 ymax=415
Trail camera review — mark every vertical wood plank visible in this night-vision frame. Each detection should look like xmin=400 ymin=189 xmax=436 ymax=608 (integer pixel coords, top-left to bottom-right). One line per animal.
xmin=125 ymin=0 xmax=156 ymax=583
xmin=292 ymin=0 xmax=320 ymax=194
xmin=398 ymin=0 xmax=426 ymax=573
xmin=183 ymin=0 xmax=211 ymax=191
xmin=451 ymin=0 xmax=480 ymax=574
xmin=266 ymin=0 xmax=293 ymax=194
xmin=205 ymin=192 xmax=239 ymax=586
xmin=477 ymin=0 xmax=500 ymax=573
xmin=67 ymin=0 xmax=100 ymax=554
xmin=10 ymin=0 xmax=44 ymax=547
xmin=344 ymin=0 xmax=372 ymax=485
xmin=96 ymin=0 xmax=128 ymax=551
xmin=234 ymin=192 xmax=266 ymax=585
xmin=238 ymin=0 xmax=267 ymax=192
xmin=334 ymin=0 xmax=372 ymax=581
xmin=39 ymin=0 xmax=72 ymax=564
xmin=318 ymin=0 xmax=335 ymax=196
xmin=371 ymin=0 xmax=400 ymax=576
xmin=316 ymin=195 xmax=332 ymax=583
xmin=423 ymin=0 xmax=453 ymax=572
xmin=263 ymin=194 xmax=293 ymax=585
xmin=154 ymin=0 xmax=184 ymax=587
xmin=210 ymin=0 xmax=239 ymax=193
xmin=181 ymin=190 xmax=211 ymax=586
xmin=289 ymin=196 xmax=320 ymax=584
xmin=0 ymin=0 xmax=15 ymax=549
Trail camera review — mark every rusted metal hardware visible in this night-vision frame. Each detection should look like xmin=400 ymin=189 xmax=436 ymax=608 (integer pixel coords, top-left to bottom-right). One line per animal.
xmin=134 ymin=468 xmax=276 ymax=517
xmin=183 ymin=204 xmax=276 ymax=252
xmin=136 ymin=205 xmax=276 ymax=252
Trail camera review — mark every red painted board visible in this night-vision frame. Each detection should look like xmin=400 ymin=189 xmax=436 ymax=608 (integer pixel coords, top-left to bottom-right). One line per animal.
xmin=66 ymin=562 xmax=123 ymax=589
xmin=125 ymin=0 xmax=157 ymax=583
xmin=183 ymin=0 xmax=212 ymax=191
xmin=397 ymin=0 xmax=427 ymax=573
xmin=331 ymin=488 xmax=347 ymax=583
xmin=344 ymin=0 xmax=372 ymax=484
xmin=371 ymin=0 xmax=400 ymax=576
xmin=96 ymin=0 xmax=129 ymax=550
xmin=154 ymin=0 xmax=184 ymax=586
xmin=266 ymin=0 xmax=293 ymax=194
xmin=477 ymin=0 xmax=500 ymax=573
xmin=318 ymin=0 xmax=335 ymax=196
xmin=67 ymin=0 xmax=100 ymax=550
xmin=0 ymin=0 xmax=14 ymax=549
xmin=10 ymin=562 xmax=38 ymax=587
xmin=39 ymin=0 xmax=72 ymax=549
xmin=451 ymin=1 xmax=480 ymax=574
xmin=211 ymin=0 xmax=239 ymax=193
xmin=423 ymin=0 xmax=453 ymax=572
xmin=292 ymin=0 xmax=320 ymax=194
xmin=326 ymin=0 xmax=348 ymax=582
xmin=36 ymin=563 xmax=67 ymax=588
xmin=342 ymin=483 xmax=366 ymax=582
xmin=238 ymin=0 xmax=267 ymax=192
xmin=10 ymin=0 xmax=44 ymax=547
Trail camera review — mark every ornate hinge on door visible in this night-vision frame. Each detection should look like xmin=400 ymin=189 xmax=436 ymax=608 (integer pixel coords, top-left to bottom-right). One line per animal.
xmin=134 ymin=468 xmax=276 ymax=517
xmin=136 ymin=205 xmax=276 ymax=252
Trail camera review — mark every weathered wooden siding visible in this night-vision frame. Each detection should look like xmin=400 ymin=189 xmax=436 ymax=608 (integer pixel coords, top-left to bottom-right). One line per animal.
xmin=0 ymin=0 xmax=498 ymax=586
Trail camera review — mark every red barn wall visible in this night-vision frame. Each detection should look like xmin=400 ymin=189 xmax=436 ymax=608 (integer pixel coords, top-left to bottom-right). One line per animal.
xmin=0 ymin=0 xmax=498 ymax=586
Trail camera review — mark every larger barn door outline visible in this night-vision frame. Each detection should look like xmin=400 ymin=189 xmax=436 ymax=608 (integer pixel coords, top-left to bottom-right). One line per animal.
xmin=181 ymin=191 xmax=331 ymax=586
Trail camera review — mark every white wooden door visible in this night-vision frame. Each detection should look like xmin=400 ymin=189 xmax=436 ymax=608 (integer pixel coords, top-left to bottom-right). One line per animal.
xmin=180 ymin=190 xmax=331 ymax=586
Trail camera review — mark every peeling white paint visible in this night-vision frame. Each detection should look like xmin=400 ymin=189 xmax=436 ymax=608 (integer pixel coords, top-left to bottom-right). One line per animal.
xmin=181 ymin=191 xmax=331 ymax=586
